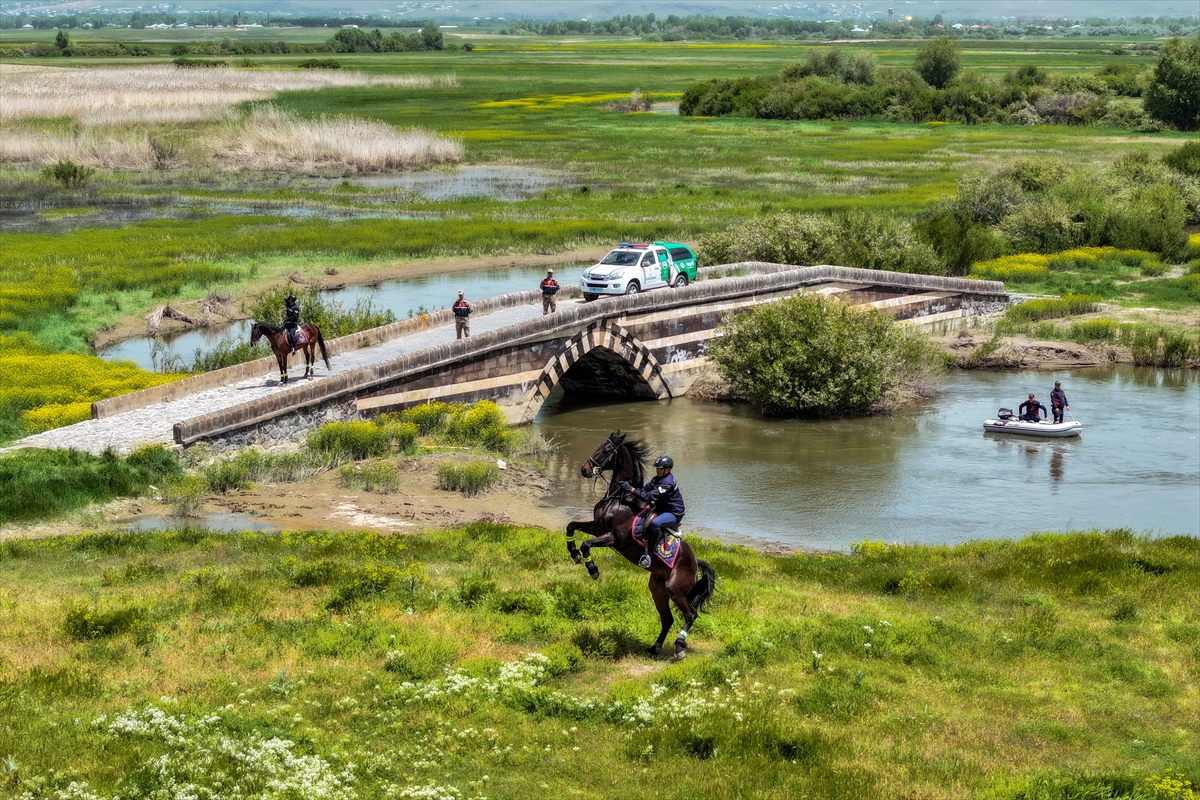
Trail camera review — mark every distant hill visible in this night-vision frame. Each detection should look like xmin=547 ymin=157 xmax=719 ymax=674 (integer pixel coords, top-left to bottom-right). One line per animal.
xmin=16 ymin=0 xmax=1199 ymax=23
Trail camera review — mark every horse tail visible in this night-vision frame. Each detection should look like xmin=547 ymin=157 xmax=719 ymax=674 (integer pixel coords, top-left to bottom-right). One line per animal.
xmin=316 ymin=327 xmax=330 ymax=371
xmin=688 ymin=559 xmax=716 ymax=615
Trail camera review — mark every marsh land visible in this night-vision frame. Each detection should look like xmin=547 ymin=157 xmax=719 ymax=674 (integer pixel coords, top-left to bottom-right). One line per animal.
xmin=1 ymin=28 xmax=1198 ymax=800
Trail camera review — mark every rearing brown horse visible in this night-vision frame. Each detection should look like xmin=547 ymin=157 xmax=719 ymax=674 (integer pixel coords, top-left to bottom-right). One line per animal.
xmin=249 ymin=321 xmax=330 ymax=384
xmin=566 ymin=430 xmax=715 ymax=659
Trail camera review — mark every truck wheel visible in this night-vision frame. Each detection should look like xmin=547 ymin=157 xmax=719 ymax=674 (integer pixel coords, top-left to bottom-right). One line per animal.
xmin=583 ymin=293 xmax=597 ymax=302
xmin=673 ymin=274 xmax=689 ymax=288
xmin=624 ymin=282 xmax=640 ymax=295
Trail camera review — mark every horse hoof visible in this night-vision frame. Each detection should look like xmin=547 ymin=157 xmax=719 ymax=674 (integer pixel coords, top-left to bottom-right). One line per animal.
xmin=673 ymin=641 xmax=688 ymax=660
xmin=587 ymin=566 xmax=600 ymax=580
xmin=571 ymin=553 xmax=582 ymax=564
xmin=648 ymin=644 xmax=662 ymax=656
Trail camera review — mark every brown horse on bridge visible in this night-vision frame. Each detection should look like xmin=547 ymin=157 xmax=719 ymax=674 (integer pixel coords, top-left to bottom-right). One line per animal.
xmin=249 ymin=321 xmax=330 ymax=384
xmin=566 ymin=430 xmax=715 ymax=659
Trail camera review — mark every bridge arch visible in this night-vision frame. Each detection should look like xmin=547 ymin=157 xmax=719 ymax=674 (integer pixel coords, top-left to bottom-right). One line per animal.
xmin=520 ymin=320 xmax=672 ymax=423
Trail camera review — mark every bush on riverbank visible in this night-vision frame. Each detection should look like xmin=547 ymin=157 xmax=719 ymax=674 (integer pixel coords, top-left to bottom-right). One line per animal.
xmin=0 ymin=525 xmax=1195 ymax=798
xmin=708 ymin=292 xmax=938 ymax=417
xmin=701 ymin=159 xmax=1197 ymax=278
xmin=0 ymin=444 xmax=180 ymax=524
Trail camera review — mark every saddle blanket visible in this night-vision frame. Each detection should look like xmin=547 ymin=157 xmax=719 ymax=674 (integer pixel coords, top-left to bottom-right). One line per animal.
xmin=632 ymin=511 xmax=682 ymax=569
xmin=290 ymin=329 xmax=309 ymax=348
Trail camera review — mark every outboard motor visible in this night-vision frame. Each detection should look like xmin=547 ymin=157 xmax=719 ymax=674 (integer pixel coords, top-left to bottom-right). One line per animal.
xmin=997 ymin=408 xmax=1013 ymax=420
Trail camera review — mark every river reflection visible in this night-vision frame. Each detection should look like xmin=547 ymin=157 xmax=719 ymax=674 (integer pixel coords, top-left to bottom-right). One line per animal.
xmin=534 ymin=367 xmax=1199 ymax=551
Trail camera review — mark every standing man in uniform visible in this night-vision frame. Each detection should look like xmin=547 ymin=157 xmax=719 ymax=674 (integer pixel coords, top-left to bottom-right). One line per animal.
xmin=452 ymin=290 xmax=471 ymax=339
xmin=1049 ymin=381 xmax=1069 ymax=424
xmin=540 ymin=269 xmax=559 ymax=315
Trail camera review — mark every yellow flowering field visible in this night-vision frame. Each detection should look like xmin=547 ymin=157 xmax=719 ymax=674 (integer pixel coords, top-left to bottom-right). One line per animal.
xmin=0 ymin=337 xmax=181 ymax=436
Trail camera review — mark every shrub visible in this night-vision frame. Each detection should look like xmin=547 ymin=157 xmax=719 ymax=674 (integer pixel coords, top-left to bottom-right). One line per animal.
xmin=172 ymin=57 xmax=228 ymax=68
xmin=162 ymin=475 xmax=208 ymax=517
xmin=247 ymin=284 xmax=395 ymax=342
xmin=998 ymin=199 xmax=1083 ymax=254
xmin=1163 ymin=140 xmax=1200 ymax=176
xmin=396 ymin=401 xmax=451 ymax=434
xmin=298 ymin=58 xmax=341 ymax=69
xmin=339 ymin=461 xmax=400 ymax=493
xmin=697 ymin=212 xmax=938 ymax=275
xmin=436 ymin=460 xmax=500 ymax=496
xmin=443 ymin=400 xmax=517 ymax=454
xmin=384 ymin=631 xmax=458 ymax=681
xmin=41 ymin=159 xmax=96 ymax=189
xmin=1005 ymin=158 xmax=1068 ymax=193
xmin=63 ymin=601 xmax=146 ymax=641
xmin=969 ymin=254 xmax=1050 ymax=283
xmin=0 ymin=445 xmax=181 ymax=524
xmin=1105 ymin=184 xmax=1189 ymax=262
xmin=325 ymin=563 xmax=403 ymax=611
xmin=1069 ymin=318 xmax=1120 ymax=343
xmin=1124 ymin=326 xmax=1199 ymax=367
xmin=307 ymin=421 xmax=392 ymax=461
xmin=1006 ymin=294 xmax=1100 ymax=322
xmin=707 ymin=292 xmax=927 ymax=417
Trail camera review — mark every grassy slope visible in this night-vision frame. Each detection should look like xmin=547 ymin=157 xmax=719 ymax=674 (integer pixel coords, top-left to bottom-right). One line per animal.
xmin=0 ymin=524 xmax=1196 ymax=798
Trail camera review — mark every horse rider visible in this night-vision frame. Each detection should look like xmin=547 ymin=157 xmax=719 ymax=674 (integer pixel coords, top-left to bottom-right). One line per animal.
xmin=540 ymin=269 xmax=559 ymax=315
xmin=1049 ymin=381 xmax=1070 ymax=424
xmin=283 ymin=294 xmax=301 ymax=350
xmin=619 ymin=455 xmax=685 ymax=569
xmin=1019 ymin=393 xmax=1047 ymax=422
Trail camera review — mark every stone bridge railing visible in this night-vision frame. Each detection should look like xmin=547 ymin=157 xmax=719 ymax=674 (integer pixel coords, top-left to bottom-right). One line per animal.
xmin=169 ymin=265 xmax=1004 ymax=446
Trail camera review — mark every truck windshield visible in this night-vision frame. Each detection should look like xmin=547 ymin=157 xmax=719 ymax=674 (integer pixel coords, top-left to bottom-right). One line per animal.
xmin=600 ymin=250 xmax=642 ymax=266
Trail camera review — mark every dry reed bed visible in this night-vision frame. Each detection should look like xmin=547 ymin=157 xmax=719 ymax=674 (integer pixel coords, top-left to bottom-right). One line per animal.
xmin=0 ymin=65 xmax=463 ymax=173
xmin=0 ymin=64 xmax=457 ymax=125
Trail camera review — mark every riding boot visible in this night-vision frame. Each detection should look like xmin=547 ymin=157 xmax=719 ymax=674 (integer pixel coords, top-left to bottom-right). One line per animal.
xmin=638 ymin=528 xmax=656 ymax=569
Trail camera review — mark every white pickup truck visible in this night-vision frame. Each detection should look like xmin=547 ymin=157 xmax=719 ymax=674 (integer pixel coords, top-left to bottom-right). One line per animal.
xmin=579 ymin=242 xmax=699 ymax=301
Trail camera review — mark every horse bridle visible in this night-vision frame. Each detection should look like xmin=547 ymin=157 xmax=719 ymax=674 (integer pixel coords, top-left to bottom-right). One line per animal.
xmin=586 ymin=438 xmax=620 ymax=473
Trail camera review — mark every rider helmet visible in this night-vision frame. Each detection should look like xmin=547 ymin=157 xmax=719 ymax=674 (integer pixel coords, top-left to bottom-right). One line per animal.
xmin=653 ymin=455 xmax=674 ymax=470
xmin=286 ymin=294 xmax=297 ymax=304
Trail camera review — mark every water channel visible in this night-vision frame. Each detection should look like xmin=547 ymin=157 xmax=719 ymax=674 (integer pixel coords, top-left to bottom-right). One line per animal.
xmin=99 ymin=264 xmax=586 ymax=369
xmin=533 ymin=367 xmax=1200 ymax=551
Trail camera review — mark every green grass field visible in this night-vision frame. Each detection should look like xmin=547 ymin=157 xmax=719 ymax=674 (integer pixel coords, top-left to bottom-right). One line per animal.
xmin=0 ymin=524 xmax=1195 ymax=799
xmin=0 ymin=35 xmax=1196 ymax=440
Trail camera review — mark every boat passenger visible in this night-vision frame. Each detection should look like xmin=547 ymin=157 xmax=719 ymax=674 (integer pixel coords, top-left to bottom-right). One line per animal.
xmin=1019 ymin=393 xmax=1048 ymax=422
xmin=619 ymin=455 xmax=685 ymax=570
xmin=1049 ymin=381 xmax=1069 ymax=424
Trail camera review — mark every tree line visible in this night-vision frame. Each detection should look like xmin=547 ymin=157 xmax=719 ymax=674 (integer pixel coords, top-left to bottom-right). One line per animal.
xmin=680 ymin=36 xmax=1200 ymax=132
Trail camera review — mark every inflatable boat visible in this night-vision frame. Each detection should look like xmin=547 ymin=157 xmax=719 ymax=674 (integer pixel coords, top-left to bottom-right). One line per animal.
xmin=983 ymin=414 xmax=1083 ymax=438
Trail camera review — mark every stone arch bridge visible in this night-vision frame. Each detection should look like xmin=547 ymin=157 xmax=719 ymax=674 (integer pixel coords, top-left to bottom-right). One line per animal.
xmin=174 ymin=264 xmax=1004 ymax=449
xmin=16 ymin=264 xmax=1005 ymax=455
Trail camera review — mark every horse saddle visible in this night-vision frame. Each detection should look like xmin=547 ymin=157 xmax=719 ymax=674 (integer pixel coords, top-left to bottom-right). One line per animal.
xmin=289 ymin=328 xmax=309 ymax=349
xmin=632 ymin=510 xmax=682 ymax=569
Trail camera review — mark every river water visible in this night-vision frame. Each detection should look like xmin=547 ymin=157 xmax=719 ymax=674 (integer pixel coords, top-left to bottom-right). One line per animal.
xmin=100 ymin=264 xmax=586 ymax=369
xmin=534 ymin=367 xmax=1200 ymax=551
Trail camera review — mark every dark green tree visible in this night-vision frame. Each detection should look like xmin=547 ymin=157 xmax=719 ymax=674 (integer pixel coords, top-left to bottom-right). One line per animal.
xmin=420 ymin=25 xmax=444 ymax=50
xmin=55 ymin=30 xmax=70 ymax=50
xmin=1143 ymin=36 xmax=1200 ymax=131
xmin=913 ymin=36 xmax=961 ymax=88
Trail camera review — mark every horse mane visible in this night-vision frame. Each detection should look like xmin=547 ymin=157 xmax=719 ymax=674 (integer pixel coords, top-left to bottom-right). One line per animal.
xmin=254 ymin=321 xmax=280 ymax=335
xmin=624 ymin=437 xmax=649 ymax=486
